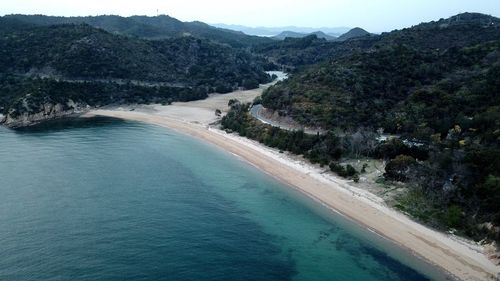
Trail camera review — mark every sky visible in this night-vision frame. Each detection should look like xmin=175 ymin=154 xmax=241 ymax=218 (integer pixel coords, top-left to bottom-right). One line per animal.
xmin=1 ymin=0 xmax=499 ymax=32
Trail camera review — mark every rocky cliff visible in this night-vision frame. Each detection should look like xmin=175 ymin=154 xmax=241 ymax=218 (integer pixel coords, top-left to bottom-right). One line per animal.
xmin=1 ymin=100 xmax=89 ymax=128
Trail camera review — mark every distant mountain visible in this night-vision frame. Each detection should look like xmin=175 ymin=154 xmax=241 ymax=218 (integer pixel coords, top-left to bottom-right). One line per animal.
xmin=211 ymin=23 xmax=350 ymax=37
xmin=273 ymin=30 xmax=336 ymax=41
xmin=336 ymin=27 xmax=371 ymax=41
xmin=273 ymin=31 xmax=307 ymax=40
xmin=310 ymin=31 xmax=337 ymax=41
xmin=254 ymin=12 xmax=500 ymax=68
xmin=3 ymin=14 xmax=274 ymax=48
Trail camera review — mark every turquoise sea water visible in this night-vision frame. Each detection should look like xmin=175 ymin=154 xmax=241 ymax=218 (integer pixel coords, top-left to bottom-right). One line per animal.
xmin=0 ymin=118 xmax=449 ymax=281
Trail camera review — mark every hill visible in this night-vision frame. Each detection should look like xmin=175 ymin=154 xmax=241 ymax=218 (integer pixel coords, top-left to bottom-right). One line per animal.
xmin=336 ymin=27 xmax=370 ymax=41
xmin=0 ymin=23 xmax=271 ymax=126
xmin=254 ymin=13 xmax=500 ymax=69
xmin=273 ymin=31 xmax=309 ymax=40
xmin=251 ymin=13 xmax=500 ymax=242
xmin=0 ymin=23 xmax=270 ymax=85
xmin=253 ymin=34 xmax=376 ymax=70
xmin=310 ymin=31 xmax=336 ymax=40
xmin=3 ymin=14 xmax=274 ymax=48
xmin=273 ymin=31 xmax=336 ymax=41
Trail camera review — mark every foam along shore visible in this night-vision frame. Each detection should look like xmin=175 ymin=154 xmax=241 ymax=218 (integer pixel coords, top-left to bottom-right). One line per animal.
xmin=84 ymin=87 xmax=498 ymax=281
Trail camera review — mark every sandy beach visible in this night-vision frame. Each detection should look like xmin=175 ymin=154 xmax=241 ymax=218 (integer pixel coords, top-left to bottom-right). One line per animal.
xmin=84 ymin=82 xmax=499 ymax=281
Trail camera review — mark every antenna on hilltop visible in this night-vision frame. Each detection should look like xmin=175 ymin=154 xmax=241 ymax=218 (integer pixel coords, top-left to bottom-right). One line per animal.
xmin=157 ymin=9 xmax=159 ymax=16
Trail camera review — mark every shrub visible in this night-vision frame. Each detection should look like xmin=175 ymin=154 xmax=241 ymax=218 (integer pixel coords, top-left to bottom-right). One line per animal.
xmin=384 ymin=155 xmax=417 ymax=182
xmin=329 ymin=162 xmax=358 ymax=179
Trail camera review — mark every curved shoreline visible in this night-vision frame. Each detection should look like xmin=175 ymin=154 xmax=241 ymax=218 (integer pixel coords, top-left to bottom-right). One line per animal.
xmin=83 ymin=108 xmax=499 ymax=281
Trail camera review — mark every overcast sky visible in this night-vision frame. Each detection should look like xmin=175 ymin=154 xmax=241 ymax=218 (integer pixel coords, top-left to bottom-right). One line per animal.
xmin=2 ymin=0 xmax=499 ymax=32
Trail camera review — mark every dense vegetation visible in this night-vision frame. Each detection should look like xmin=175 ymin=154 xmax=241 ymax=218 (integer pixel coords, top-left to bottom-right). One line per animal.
xmin=3 ymin=14 xmax=274 ymax=48
xmin=221 ymin=101 xmax=359 ymax=179
xmin=256 ymin=13 xmax=500 ymax=241
xmin=254 ymin=13 xmax=500 ymax=70
xmin=0 ymin=23 xmax=270 ymax=86
xmin=253 ymin=35 xmax=376 ymax=70
xmin=0 ymin=74 xmax=208 ymax=118
xmin=0 ymin=22 xmax=271 ymax=116
xmin=262 ymin=42 xmax=500 ymax=134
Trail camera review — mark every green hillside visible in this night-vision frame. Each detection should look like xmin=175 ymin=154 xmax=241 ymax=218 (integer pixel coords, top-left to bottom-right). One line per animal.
xmin=0 ymin=23 xmax=271 ymax=119
xmin=255 ymin=13 xmax=500 ymax=69
xmin=3 ymin=14 xmax=274 ymax=47
xmin=238 ymin=13 xmax=500 ymax=241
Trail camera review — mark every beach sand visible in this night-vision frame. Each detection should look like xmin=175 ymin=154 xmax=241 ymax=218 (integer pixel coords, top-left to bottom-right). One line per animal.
xmin=84 ymin=83 xmax=499 ymax=281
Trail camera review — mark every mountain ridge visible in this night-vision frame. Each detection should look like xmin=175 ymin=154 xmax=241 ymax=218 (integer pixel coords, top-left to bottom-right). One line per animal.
xmin=254 ymin=12 xmax=500 ymax=69
xmin=273 ymin=30 xmax=337 ymax=41
xmin=211 ymin=23 xmax=351 ymax=37
xmin=2 ymin=14 xmax=274 ymax=47
xmin=0 ymin=22 xmax=272 ymax=124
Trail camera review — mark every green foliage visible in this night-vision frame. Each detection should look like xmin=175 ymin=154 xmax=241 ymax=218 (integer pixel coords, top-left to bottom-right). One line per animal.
xmin=221 ymin=102 xmax=345 ymax=168
xmin=262 ymin=42 xmax=500 ymax=135
xmin=242 ymin=79 xmax=259 ymax=90
xmin=445 ymin=205 xmax=463 ymax=228
xmin=395 ymin=189 xmax=438 ymax=223
xmin=0 ymin=23 xmax=272 ymax=116
xmin=375 ymin=139 xmax=428 ymax=160
xmin=0 ymin=24 xmax=270 ymax=87
xmin=384 ymin=155 xmax=417 ymax=182
xmin=329 ymin=163 xmax=358 ymax=179
xmin=0 ymin=76 xmax=208 ymax=117
xmin=475 ymin=174 xmax=500 ymax=224
xmin=258 ymin=15 xmax=500 ymax=240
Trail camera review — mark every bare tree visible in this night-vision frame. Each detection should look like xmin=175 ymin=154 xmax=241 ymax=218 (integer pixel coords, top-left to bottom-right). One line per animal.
xmin=347 ymin=127 xmax=378 ymax=158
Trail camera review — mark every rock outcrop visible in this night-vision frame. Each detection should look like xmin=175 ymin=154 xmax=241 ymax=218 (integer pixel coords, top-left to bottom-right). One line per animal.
xmin=484 ymin=241 xmax=500 ymax=265
xmin=1 ymin=100 xmax=89 ymax=128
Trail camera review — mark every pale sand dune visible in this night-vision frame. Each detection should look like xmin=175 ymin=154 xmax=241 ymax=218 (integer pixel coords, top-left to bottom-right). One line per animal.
xmin=84 ymin=83 xmax=499 ymax=280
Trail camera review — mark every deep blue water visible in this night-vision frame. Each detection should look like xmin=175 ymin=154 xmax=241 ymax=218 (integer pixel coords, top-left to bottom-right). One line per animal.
xmin=0 ymin=118 xmax=449 ymax=280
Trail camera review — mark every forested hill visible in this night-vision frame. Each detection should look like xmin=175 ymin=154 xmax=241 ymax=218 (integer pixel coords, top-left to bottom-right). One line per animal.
xmin=261 ymin=12 xmax=500 ymax=136
xmin=262 ymin=42 xmax=500 ymax=134
xmin=3 ymin=14 xmax=274 ymax=48
xmin=256 ymin=13 xmax=500 ymax=242
xmin=0 ymin=22 xmax=271 ymax=125
xmin=0 ymin=23 xmax=270 ymax=85
xmin=336 ymin=27 xmax=370 ymax=41
xmin=255 ymin=13 xmax=500 ymax=69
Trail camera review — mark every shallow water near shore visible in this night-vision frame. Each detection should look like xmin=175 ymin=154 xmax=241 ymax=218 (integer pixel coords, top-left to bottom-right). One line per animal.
xmin=0 ymin=117 xmax=450 ymax=280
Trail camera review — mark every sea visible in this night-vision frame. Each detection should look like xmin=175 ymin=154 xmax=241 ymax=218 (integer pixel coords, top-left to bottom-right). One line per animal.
xmin=0 ymin=117 xmax=450 ymax=281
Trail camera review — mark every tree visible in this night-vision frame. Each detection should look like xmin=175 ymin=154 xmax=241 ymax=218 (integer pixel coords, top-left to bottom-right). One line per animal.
xmin=242 ymin=78 xmax=259 ymax=90
xmin=347 ymin=128 xmax=378 ymax=158
xmin=384 ymin=155 xmax=417 ymax=182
